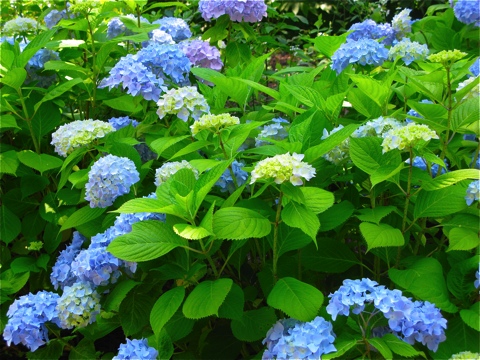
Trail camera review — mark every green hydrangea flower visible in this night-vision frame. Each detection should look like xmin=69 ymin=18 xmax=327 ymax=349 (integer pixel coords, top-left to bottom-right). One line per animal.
xmin=190 ymin=113 xmax=240 ymax=136
xmin=428 ymin=49 xmax=467 ymax=67
xmin=449 ymin=351 xmax=480 ymax=360
xmin=381 ymin=123 xmax=438 ymax=153
xmin=155 ymin=160 xmax=199 ymax=186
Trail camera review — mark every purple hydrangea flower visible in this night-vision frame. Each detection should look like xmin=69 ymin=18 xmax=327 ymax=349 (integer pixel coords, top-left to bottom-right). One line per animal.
xmin=50 ymin=231 xmax=86 ymax=290
xmin=388 ymin=38 xmax=429 ymax=65
xmin=453 ymin=0 xmax=480 ymax=26
xmin=347 ymin=19 xmax=396 ymax=46
xmin=3 ymin=291 xmax=61 ymax=352
xmin=85 ymin=155 xmax=140 ymax=208
xmin=152 ymin=17 xmax=192 ymax=42
xmin=255 ymin=117 xmax=289 ymax=146
xmin=179 ymin=39 xmax=223 ymax=71
xmin=405 ymin=156 xmax=448 ymax=177
xmin=331 ymin=39 xmax=389 ymax=74
xmin=108 ymin=116 xmax=139 ymax=130
xmin=465 ymin=180 xmax=480 ymax=206
xmin=199 ymin=0 xmax=267 ymax=23
xmin=113 ymin=338 xmax=159 ymax=360
xmin=215 ymin=160 xmax=248 ymax=193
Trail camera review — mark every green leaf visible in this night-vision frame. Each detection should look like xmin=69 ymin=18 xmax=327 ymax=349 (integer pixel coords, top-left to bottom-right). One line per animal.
xmin=356 ymin=206 xmax=397 ymax=225
xmin=11 ymin=257 xmax=39 ymax=274
xmin=34 ymin=78 xmax=83 ymax=113
xmin=212 ymin=207 xmax=271 ymax=240
xmin=301 ymin=239 xmax=360 ymax=273
xmin=169 ymin=140 xmax=211 ymax=160
xmin=452 ymin=97 xmax=480 ymax=131
xmin=149 ymin=136 xmax=189 ymax=158
xmin=60 ymin=207 xmax=106 ymax=232
xmin=194 ymin=160 xmax=231 ymax=210
xmin=27 ymin=339 xmax=64 ymax=360
xmin=0 ymin=270 xmax=29 ymax=295
xmin=218 ymin=283 xmax=244 ymax=320
xmin=447 ymin=228 xmax=480 ymax=252
xmin=434 ymin=316 xmax=479 ymax=360
xmin=183 ymin=279 xmax=233 ymax=319
xmin=173 ymin=223 xmax=212 ymax=240
xmin=314 ymin=33 xmax=348 ymax=57
xmin=235 ymin=78 xmax=280 ymax=100
xmin=103 ymin=280 xmax=138 ymax=312
xmin=32 ymin=102 xmax=61 ymax=139
xmin=368 ymin=338 xmax=393 ymax=360
xmin=371 ymin=163 xmax=403 ymax=187
xmin=389 ymin=257 xmax=458 ymax=313
xmin=103 ymin=95 xmax=143 ymax=113
xmin=447 ymin=255 xmax=479 ymax=300
xmin=360 ymin=222 xmax=404 ymax=251
xmin=267 ymin=277 xmax=324 ymax=322
xmin=422 ymin=169 xmax=480 ymax=191
xmin=0 ymin=206 xmax=21 ymax=244
xmin=108 ymin=220 xmax=187 ymax=262
xmin=381 ymin=334 xmax=424 ymax=358
xmin=0 ymin=68 xmax=26 ymax=90
xmin=318 ymin=201 xmax=355 ymax=232
xmin=322 ymin=338 xmax=358 ymax=359
xmin=281 ymin=202 xmax=319 ymax=244
xmin=276 ymin=223 xmax=312 ymax=258
xmin=150 ymin=287 xmax=185 ymax=336
xmin=0 ymin=114 xmax=20 ymax=131
xmin=304 ymin=124 xmax=358 ymax=163
xmin=299 ymin=187 xmax=334 ymax=214
xmin=17 ymin=151 xmax=63 ymax=174
xmin=349 ymin=137 xmax=384 ymax=175
xmin=460 ymin=303 xmax=480 ymax=331
xmin=414 ymin=186 xmax=468 ymax=219
xmin=349 ymin=74 xmax=390 ymax=108
xmin=230 ymin=307 xmax=277 ymax=342
xmin=119 ymin=291 xmax=155 ymax=336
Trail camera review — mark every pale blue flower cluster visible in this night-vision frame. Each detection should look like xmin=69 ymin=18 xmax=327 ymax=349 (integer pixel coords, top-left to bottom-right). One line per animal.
xmin=113 ymin=338 xmax=159 ymax=360
xmin=475 ymin=264 xmax=479 ymax=289
xmin=179 ymin=39 xmax=223 ymax=71
xmin=135 ymin=143 xmax=157 ymax=162
xmin=453 ymin=0 xmax=480 ymax=27
xmin=406 ymin=99 xmax=434 ymax=120
xmin=347 ymin=19 xmax=396 ymax=46
xmin=106 ymin=14 xmax=150 ymax=39
xmin=198 ymin=0 xmax=267 ymax=23
xmin=152 ymin=17 xmax=192 ymax=42
xmin=352 ymin=117 xmax=403 ymax=138
xmin=392 ymin=9 xmax=413 ymax=39
xmin=56 ymin=281 xmax=101 ymax=329
xmin=51 ymin=119 xmax=115 ymax=157
xmin=262 ymin=316 xmax=336 ymax=359
xmin=255 ymin=118 xmax=289 ymax=147
xmin=388 ymin=38 xmax=429 ymax=65
xmin=326 ymin=278 xmax=447 ymax=352
xmin=457 ymin=76 xmax=480 ymax=100
xmin=85 ymin=154 xmax=140 ymax=208
xmin=155 ymin=160 xmax=199 ymax=186
xmin=150 ymin=29 xmax=175 ymax=45
xmin=3 ymin=291 xmax=61 ymax=352
xmin=215 ymin=160 xmax=248 ymax=193
xmin=156 ymin=86 xmax=210 ymax=121
xmin=25 ymin=48 xmax=60 ymax=87
xmin=2 ymin=17 xmax=38 ymax=35
xmin=405 ymin=156 xmax=447 ymax=177
xmin=331 ymin=38 xmax=389 ymax=74
xmin=108 ymin=116 xmax=139 ymax=130
xmin=50 ymin=231 xmax=86 ymax=290
xmin=465 ymin=180 xmax=480 ymax=206
xmin=470 ymin=58 xmax=480 ymax=77
xmin=321 ymin=125 xmax=351 ymax=165
xmin=44 ymin=3 xmax=74 ymax=29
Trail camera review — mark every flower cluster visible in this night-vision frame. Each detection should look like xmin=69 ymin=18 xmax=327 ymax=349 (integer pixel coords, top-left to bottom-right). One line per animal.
xmin=191 ymin=113 xmax=240 ymax=136
xmin=179 ymin=39 xmax=223 ymax=71
xmin=85 ymin=155 xmax=140 ymax=208
xmin=152 ymin=17 xmax=192 ymax=42
xmin=453 ymin=0 xmax=480 ymax=26
xmin=347 ymin=19 xmax=396 ymax=46
xmin=449 ymin=351 xmax=480 ymax=360
xmin=44 ymin=4 xmax=74 ymax=29
xmin=262 ymin=317 xmax=336 ymax=359
xmin=391 ymin=8 xmax=413 ymax=39
xmin=406 ymin=156 xmax=447 ymax=177
xmin=50 ymin=232 xmax=86 ymax=290
xmin=321 ymin=125 xmax=351 ymax=165
xmin=381 ymin=123 xmax=439 ymax=153
xmin=2 ymin=17 xmax=38 ymax=35
xmin=255 ymin=118 xmax=289 ymax=147
xmin=56 ymin=281 xmax=101 ymax=329
xmin=465 ymin=180 xmax=480 ymax=206
xmin=250 ymin=153 xmax=316 ymax=186
xmin=428 ymin=49 xmax=467 ymax=67
xmin=51 ymin=119 xmax=114 ymax=157
xmin=108 ymin=116 xmax=139 ymax=130
xmin=457 ymin=76 xmax=480 ymax=100
xmin=215 ymin=160 xmax=248 ymax=192
xmin=475 ymin=264 xmax=479 ymax=289
xmin=388 ymin=38 xmax=429 ymax=65
xmin=156 ymin=86 xmax=210 ymax=121
xmin=25 ymin=48 xmax=60 ymax=87
xmin=327 ymin=278 xmax=447 ymax=352
xmin=352 ymin=117 xmax=403 ymax=138
xmin=113 ymin=338 xmax=159 ymax=360
xmin=155 ymin=160 xmax=199 ymax=186
xmin=331 ymin=38 xmax=389 ymax=74
xmin=106 ymin=14 xmax=150 ymax=39
xmin=150 ymin=29 xmax=175 ymax=44
xmin=470 ymin=58 xmax=480 ymax=77
xmin=3 ymin=291 xmax=61 ymax=352
xmin=199 ymin=0 xmax=267 ymax=23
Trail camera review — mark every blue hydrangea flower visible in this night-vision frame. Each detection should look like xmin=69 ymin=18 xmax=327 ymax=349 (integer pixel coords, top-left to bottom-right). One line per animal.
xmin=475 ymin=264 xmax=480 ymax=289
xmin=28 ymin=48 xmax=60 ymax=69
xmin=470 ymin=58 xmax=480 ymax=77
xmin=405 ymin=156 xmax=448 ymax=177
xmin=71 ymin=247 xmax=124 ymax=286
xmin=56 ymin=281 xmax=101 ymax=329
xmin=391 ymin=9 xmax=412 ymax=39
xmin=85 ymin=155 xmax=140 ymax=208
xmin=113 ymin=338 xmax=159 ymax=360
xmin=135 ymin=143 xmax=157 ymax=162
xmin=453 ymin=0 xmax=480 ymax=26
xmin=262 ymin=317 xmax=336 ymax=359
xmin=388 ymin=38 xmax=429 ymax=65
xmin=199 ymin=0 xmax=267 ymax=23
xmin=150 ymin=29 xmax=175 ymax=45
xmin=44 ymin=4 xmax=75 ymax=29
xmin=25 ymin=48 xmax=60 ymax=87
xmin=331 ymin=39 xmax=389 ymax=74
xmin=3 ymin=291 xmax=61 ymax=352
xmin=465 ymin=180 xmax=480 ymax=206
xmin=352 ymin=117 xmax=403 ymax=138
xmin=156 ymin=86 xmax=210 ymax=121
xmin=347 ymin=19 xmax=396 ymax=46
xmin=179 ymin=39 xmax=223 ymax=71
xmin=406 ymin=99 xmax=434 ymax=120
xmin=255 ymin=117 xmax=289 ymax=147
xmin=50 ymin=231 xmax=86 ymax=290
xmin=108 ymin=116 xmax=139 ymax=130
xmin=2 ymin=17 xmax=38 ymax=35
xmin=107 ymin=14 xmax=150 ymax=39
xmin=152 ymin=17 xmax=192 ymax=42
xmin=215 ymin=160 xmax=248 ymax=193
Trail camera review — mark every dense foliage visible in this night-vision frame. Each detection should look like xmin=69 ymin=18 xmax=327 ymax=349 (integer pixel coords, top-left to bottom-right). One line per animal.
xmin=0 ymin=0 xmax=479 ymax=359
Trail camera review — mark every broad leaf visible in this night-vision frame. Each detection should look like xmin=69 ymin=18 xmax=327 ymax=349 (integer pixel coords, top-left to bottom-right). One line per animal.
xmin=60 ymin=206 xmax=106 ymax=232
xmin=422 ymin=169 xmax=480 ymax=191
xmin=360 ymin=223 xmax=404 ymax=251
xmin=299 ymin=187 xmax=334 ymax=214
xmin=230 ymin=307 xmax=277 ymax=342
xmin=304 ymin=124 xmax=358 ymax=163
xmin=382 ymin=334 xmax=424 ymax=358
xmin=460 ymin=303 xmax=480 ymax=331
xmin=368 ymin=338 xmax=393 ymax=360
xmin=356 ymin=206 xmax=396 ymax=225
xmin=119 ymin=292 xmax=155 ymax=336
xmin=17 ymin=151 xmax=63 ymax=174
xmin=150 ymin=287 xmax=185 ymax=336
xmin=183 ymin=279 xmax=233 ymax=319
xmin=414 ymin=186 xmax=468 ymax=219
xmin=218 ymin=283 xmax=244 ymax=320
xmin=213 ymin=207 xmax=271 ymax=240
xmin=173 ymin=223 xmax=212 ymax=240
xmin=446 ymin=228 xmax=480 ymax=252
xmin=301 ymin=240 xmax=360 ymax=273
xmin=281 ymin=202 xmax=319 ymax=244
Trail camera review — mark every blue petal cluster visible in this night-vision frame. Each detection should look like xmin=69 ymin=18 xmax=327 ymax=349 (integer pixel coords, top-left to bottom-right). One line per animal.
xmin=405 ymin=156 xmax=447 ymax=177
xmin=215 ymin=160 xmax=248 ymax=193
xmin=453 ymin=0 xmax=480 ymax=26
xmin=44 ymin=4 xmax=74 ymax=29
xmin=347 ymin=19 xmax=396 ymax=46
xmin=470 ymin=58 xmax=480 ymax=77
xmin=179 ymin=39 xmax=223 ymax=71
xmin=150 ymin=29 xmax=175 ymax=45
xmin=152 ymin=17 xmax=192 ymax=42
xmin=107 ymin=14 xmax=150 ymax=39
xmin=262 ymin=316 xmax=336 ymax=359
xmin=25 ymin=48 xmax=60 ymax=87
xmin=255 ymin=117 xmax=289 ymax=147
xmin=475 ymin=264 xmax=480 ymax=289
xmin=3 ymin=291 xmax=60 ymax=352
xmin=465 ymin=180 xmax=480 ymax=206
xmin=85 ymin=154 xmax=140 ymax=208
xmin=50 ymin=231 xmax=86 ymax=290
xmin=113 ymin=338 xmax=159 ymax=360
xmin=331 ymin=39 xmax=389 ymax=74
xmin=135 ymin=143 xmax=157 ymax=162
xmin=199 ymin=0 xmax=267 ymax=23
xmin=108 ymin=116 xmax=139 ymax=130
xmin=388 ymin=38 xmax=429 ymax=65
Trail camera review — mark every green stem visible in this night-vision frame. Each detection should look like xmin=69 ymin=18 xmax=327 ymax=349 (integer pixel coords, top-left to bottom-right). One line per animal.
xmin=441 ymin=67 xmax=453 ymax=160
xmin=272 ymin=192 xmax=283 ymax=283
xmin=17 ymin=88 xmax=40 ymax=153
xmin=199 ymin=238 xmax=219 ymax=278
xmin=397 ymin=147 xmax=413 ymax=267
xmin=85 ymin=13 xmax=97 ymax=116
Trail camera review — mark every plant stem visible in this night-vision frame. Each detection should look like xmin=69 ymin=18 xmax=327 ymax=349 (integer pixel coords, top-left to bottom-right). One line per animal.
xmin=441 ymin=66 xmax=453 ymax=160
xmin=397 ymin=147 xmax=413 ymax=268
xmin=272 ymin=192 xmax=283 ymax=283
xmin=17 ymin=88 xmax=40 ymax=153
xmin=199 ymin=238 xmax=219 ymax=277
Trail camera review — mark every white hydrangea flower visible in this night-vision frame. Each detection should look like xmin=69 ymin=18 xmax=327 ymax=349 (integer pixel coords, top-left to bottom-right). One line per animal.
xmin=157 ymin=86 xmax=210 ymax=121
xmin=381 ymin=123 xmax=439 ymax=153
xmin=155 ymin=160 xmax=199 ymax=186
xmin=457 ymin=75 xmax=480 ymax=100
xmin=190 ymin=113 xmax=240 ymax=136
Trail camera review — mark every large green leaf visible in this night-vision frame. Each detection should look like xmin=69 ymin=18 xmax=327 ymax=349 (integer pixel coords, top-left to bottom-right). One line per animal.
xmin=447 ymin=255 xmax=479 ymax=300
xmin=359 ymin=222 xmax=404 ymax=251
xmin=323 ymin=338 xmax=358 ymax=359
xmin=218 ymin=283 xmax=244 ymax=320
xmin=182 ymin=279 xmax=233 ymax=319
xmin=108 ymin=220 xmax=187 ymax=262
xmin=34 ymin=78 xmax=83 ymax=112
xmin=275 ymin=223 xmax=312 ymax=258
xmin=389 ymin=257 xmax=458 ymax=313
xmin=414 ymin=186 xmax=468 ymax=219
xmin=446 ymin=228 xmax=480 ymax=252
xmin=356 ymin=206 xmax=396 ymax=225
xmin=299 ymin=187 xmax=334 ymax=214
xmin=0 ymin=206 xmax=21 ymax=244
xmin=0 ymin=151 xmax=19 ymax=176
xmin=212 ymin=207 xmax=271 ymax=240
xmin=434 ymin=317 xmax=479 ymax=360
xmin=421 ymin=169 xmax=480 ymax=191
xmin=150 ymin=287 xmax=185 ymax=336
xmin=304 ymin=124 xmax=358 ymax=163
xmin=318 ymin=201 xmax=355 ymax=232
xmin=301 ymin=240 xmax=360 ymax=273
xmin=349 ymin=74 xmax=390 ymax=108
xmin=59 ymin=206 xmax=106 ymax=232
xmin=381 ymin=334 xmax=424 ymax=358
xmin=0 ymin=68 xmax=26 ymax=90
xmin=194 ymin=160 xmax=231 ymax=210
xmin=460 ymin=303 xmax=480 ymax=331
xmin=119 ymin=291 xmax=155 ymax=336
xmin=267 ymin=277 xmax=324 ymax=322
xmin=281 ymin=201 xmax=319 ymax=243
xmin=103 ymin=280 xmax=138 ymax=312
xmin=17 ymin=151 xmax=63 ymax=174
xmin=230 ymin=307 xmax=277 ymax=342
xmin=173 ymin=223 xmax=212 ymax=240
xmin=368 ymin=338 xmax=393 ymax=360
xmin=314 ymin=33 xmax=348 ymax=58
xmin=149 ymin=135 xmax=189 ymax=158
xmin=349 ymin=137 xmax=383 ymax=175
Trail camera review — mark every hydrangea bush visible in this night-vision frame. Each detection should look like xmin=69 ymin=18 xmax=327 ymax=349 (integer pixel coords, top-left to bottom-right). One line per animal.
xmin=1 ymin=0 xmax=479 ymax=359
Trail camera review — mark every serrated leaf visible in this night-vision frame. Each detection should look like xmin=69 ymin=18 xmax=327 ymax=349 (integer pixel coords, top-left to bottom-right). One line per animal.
xmin=299 ymin=187 xmax=334 ymax=214
xmin=151 ymin=287 xmax=185 ymax=336
xmin=301 ymin=240 xmax=360 ymax=273
xmin=60 ymin=207 xmax=106 ymax=232
xmin=460 ymin=302 xmax=480 ymax=331
xmin=422 ymin=169 xmax=480 ymax=191
xmin=183 ymin=279 xmax=233 ymax=319
xmin=103 ymin=280 xmax=138 ymax=312
xmin=17 ymin=151 xmax=63 ymax=174
xmin=349 ymin=137 xmax=383 ymax=175
xmin=281 ymin=202 xmax=319 ymax=244
xmin=213 ymin=207 xmax=271 ymax=240
xmin=119 ymin=292 xmax=155 ymax=336
xmin=371 ymin=163 xmax=403 ymax=186
xmin=314 ymin=33 xmax=348 ymax=58
xmin=447 ymin=255 xmax=479 ymax=300
xmin=267 ymin=277 xmax=324 ymax=322
xmin=0 ymin=205 xmax=21 ymax=244
xmin=323 ymin=338 xmax=359 ymax=359
xmin=108 ymin=220 xmax=187 ymax=262
xmin=194 ymin=160 xmax=231 ymax=210
xmin=0 ymin=151 xmax=19 ymax=175
xmin=0 ymin=68 xmax=26 ymax=90
xmin=218 ymin=283 xmax=244 ymax=320
xmin=356 ymin=206 xmax=397 ymax=225
xmin=349 ymin=74 xmax=390 ymax=108
xmin=173 ymin=223 xmax=212 ymax=240
xmin=275 ymin=223 xmax=312 ymax=258
xmin=368 ymin=338 xmax=393 ymax=360
xmin=318 ymin=201 xmax=355 ymax=231
xmin=169 ymin=140 xmax=211 ymax=160
xmin=381 ymin=334 xmax=424 ymax=358
xmin=414 ymin=186 xmax=468 ymax=219
xmin=360 ymin=222 xmax=404 ymax=251
xmin=447 ymin=228 xmax=480 ymax=252
xmin=0 ymin=270 xmax=29 ymax=295
xmin=230 ymin=307 xmax=277 ymax=342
